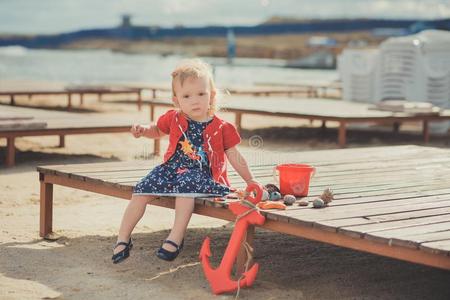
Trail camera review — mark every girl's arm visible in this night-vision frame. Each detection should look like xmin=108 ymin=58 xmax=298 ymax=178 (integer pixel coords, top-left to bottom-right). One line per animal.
xmin=225 ymin=146 xmax=259 ymax=185
xmin=131 ymin=124 xmax=167 ymax=139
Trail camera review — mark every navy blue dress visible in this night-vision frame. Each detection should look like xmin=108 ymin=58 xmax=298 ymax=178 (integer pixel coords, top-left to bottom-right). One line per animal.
xmin=133 ymin=118 xmax=230 ymax=197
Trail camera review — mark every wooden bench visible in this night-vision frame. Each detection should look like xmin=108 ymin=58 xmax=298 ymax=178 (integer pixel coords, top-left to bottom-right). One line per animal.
xmin=102 ymin=84 xmax=342 ymax=111
xmin=255 ymin=82 xmax=342 ymax=99
xmin=0 ymin=85 xmax=144 ymax=110
xmin=0 ymin=106 xmax=159 ymax=167
xmin=37 ymin=145 xmax=450 ymax=270
xmin=147 ymin=98 xmax=450 ymax=147
xmin=224 ymin=85 xmax=326 ymax=98
xmin=139 ymin=84 xmax=329 ymax=99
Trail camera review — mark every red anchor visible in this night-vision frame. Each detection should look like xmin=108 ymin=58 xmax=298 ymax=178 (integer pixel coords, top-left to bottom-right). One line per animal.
xmin=199 ymin=183 xmax=266 ymax=295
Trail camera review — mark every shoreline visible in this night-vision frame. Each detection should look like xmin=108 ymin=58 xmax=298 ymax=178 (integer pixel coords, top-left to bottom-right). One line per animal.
xmin=1 ymin=32 xmax=383 ymax=60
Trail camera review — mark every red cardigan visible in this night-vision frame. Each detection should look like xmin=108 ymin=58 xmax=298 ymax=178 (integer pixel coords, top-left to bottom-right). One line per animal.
xmin=156 ymin=109 xmax=241 ymax=187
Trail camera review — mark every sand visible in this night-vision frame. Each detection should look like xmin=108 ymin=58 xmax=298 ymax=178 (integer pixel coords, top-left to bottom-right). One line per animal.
xmin=1 ymin=82 xmax=449 ymax=299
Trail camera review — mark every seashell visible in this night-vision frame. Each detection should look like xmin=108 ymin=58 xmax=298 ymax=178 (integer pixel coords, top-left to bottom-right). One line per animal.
xmin=262 ymin=190 xmax=270 ymax=201
xmin=265 ymin=183 xmax=280 ymax=194
xmin=320 ymin=188 xmax=334 ymax=205
xmin=298 ymin=200 xmax=309 ymax=206
xmin=283 ymin=194 xmax=296 ymax=205
xmin=312 ymin=198 xmax=325 ymax=208
xmin=269 ymin=191 xmax=282 ymax=201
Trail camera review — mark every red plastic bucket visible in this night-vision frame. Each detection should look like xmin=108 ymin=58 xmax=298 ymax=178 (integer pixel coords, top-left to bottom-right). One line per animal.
xmin=273 ymin=164 xmax=315 ymax=196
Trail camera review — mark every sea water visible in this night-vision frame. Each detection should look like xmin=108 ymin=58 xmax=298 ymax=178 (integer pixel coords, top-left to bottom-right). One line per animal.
xmin=0 ymin=46 xmax=338 ymax=87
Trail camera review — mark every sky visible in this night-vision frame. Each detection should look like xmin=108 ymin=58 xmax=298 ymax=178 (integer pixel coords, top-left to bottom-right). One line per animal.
xmin=0 ymin=0 xmax=450 ymax=34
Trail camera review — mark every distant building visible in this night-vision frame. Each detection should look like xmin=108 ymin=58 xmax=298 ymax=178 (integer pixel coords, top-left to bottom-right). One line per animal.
xmin=121 ymin=14 xmax=132 ymax=28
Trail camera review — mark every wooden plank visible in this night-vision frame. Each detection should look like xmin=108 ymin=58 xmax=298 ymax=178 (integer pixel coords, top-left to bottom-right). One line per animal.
xmin=315 ymin=207 xmax=450 ymax=232
xmin=392 ymin=231 xmax=450 ymax=248
xmin=324 ymin=182 xmax=450 ymax=199
xmin=365 ymin=222 xmax=450 ymax=244
xmin=338 ymin=214 xmax=450 ymax=239
xmin=420 ymin=240 xmax=450 ymax=255
xmin=272 ymin=198 xmax=450 ymax=225
xmin=34 ymin=145 xmax=438 ymax=176
xmin=270 ymin=202 xmax=450 ymax=231
xmin=278 ymin=191 xmax=450 ymax=216
xmin=62 ymin=157 xmax=450 ymax=182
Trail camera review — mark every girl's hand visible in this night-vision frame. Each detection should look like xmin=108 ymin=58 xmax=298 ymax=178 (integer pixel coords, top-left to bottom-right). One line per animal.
xmin=131 ymin=124 xmax=146 ymax=138
xmin=245 ymin=179 xmax=261 ymax=187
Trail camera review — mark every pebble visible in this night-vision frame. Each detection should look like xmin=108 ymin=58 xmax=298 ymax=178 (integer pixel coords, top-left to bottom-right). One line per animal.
xmin=298 ymin=200 xmax=309 ymax=206
xmin=269 ymin=191 xmax=282 ymax=200
xmin=313 ymin=198 xmax=325 ymax=208
xmin=283 ymin=194 xmax=296 ymax=205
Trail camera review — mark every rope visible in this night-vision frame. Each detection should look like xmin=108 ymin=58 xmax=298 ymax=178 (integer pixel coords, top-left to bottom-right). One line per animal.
xmin=234 ymin=199 xmax=260 ymax=222
xmin=235 ymin=240 xmax=254 ymax=299
xmin=232 ymin=197 xmax=259 ymax=300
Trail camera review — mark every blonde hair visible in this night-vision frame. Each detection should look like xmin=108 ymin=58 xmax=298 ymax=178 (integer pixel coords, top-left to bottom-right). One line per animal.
xmin=171 ymin=58 xmax=217 ymax=116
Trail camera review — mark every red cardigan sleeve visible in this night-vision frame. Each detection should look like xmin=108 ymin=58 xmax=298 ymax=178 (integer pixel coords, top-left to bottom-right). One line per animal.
xmin=156 ymin=109 xmax=176 ymax=135
xmin=222 ymin=121 xmax=241 ymax=150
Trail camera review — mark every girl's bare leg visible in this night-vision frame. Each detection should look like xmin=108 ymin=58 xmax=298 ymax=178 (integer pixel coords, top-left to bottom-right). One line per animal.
xmin=113 ymin=194 xmax=154 ymax=254
xmin=162 ymin=197 xmax=195 ymax=251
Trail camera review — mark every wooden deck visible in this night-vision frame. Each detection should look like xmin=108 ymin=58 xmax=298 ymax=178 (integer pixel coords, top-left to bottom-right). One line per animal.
xmin=37 ymin=145 xmax=450 ymax=270
xmin=0 ymin=106 xmax=158 ymax=167
xmin=148 ymin=98 xmax=450 ymax=147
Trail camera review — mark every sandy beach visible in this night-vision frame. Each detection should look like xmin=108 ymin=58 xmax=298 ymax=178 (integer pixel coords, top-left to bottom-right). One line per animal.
xmin=1 ymin=81 xmax=450 ymax=299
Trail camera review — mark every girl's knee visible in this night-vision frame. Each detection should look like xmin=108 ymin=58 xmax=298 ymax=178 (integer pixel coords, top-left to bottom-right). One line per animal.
xmin=131 ymin=194 xmax=155 ymax=204
xmin=176 ymin=196 xmax=194 ymax=202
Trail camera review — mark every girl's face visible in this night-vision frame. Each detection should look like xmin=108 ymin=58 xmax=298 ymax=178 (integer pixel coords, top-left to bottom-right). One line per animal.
xmin=173 ymin=75 xmax=214 ymax=121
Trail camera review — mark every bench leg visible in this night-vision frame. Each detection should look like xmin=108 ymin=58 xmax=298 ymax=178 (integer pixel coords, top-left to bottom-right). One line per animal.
xmin=321 ymin=120 xmax=327 ymax=130
xmin=58 ymin=135 xmax=65 ymax=148
xmin=393 ymin=121 xmax=400 ymax=133
xmin=152 ymin=89 xmax=157 ymax=99
xmin=236 ymin=225 xmax=255 ymax=277
xmin=338 ymin=121 xmax=347 ymax=148
xmin=80 ymin=93 xmax=84 ymax=106
xmin=39 ymin=173 xmax=53 ymax=238
xmin=10 ymin=95 xmax=15 ymax=105
xmin=6 ymin=137 xmax=16 ymax=167
xmin=67 ymin=93 xmax=72 ymax=109
xmin=149 ymin=103 xmax=155 ymax=121
xmin=137 ymin=91 xmax=142 ymax=111
xmin=235 ymin=112 xmax=242 ymax=132
xmin=423 ymin=120 xmax=429 ymax=144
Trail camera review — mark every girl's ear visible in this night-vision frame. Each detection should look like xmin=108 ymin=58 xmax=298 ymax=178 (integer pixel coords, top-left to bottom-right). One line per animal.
xmin=210 ymin=90 xmax=216 ymax=103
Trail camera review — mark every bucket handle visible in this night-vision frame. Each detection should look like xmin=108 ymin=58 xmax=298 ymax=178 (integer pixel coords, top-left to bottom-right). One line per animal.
xmin=273 ymin=166 xmax=279 ymax=184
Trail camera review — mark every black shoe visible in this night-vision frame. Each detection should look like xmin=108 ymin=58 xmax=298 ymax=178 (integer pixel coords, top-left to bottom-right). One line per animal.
xmin=111 ymin=238 xmax=133 ymax=264
xmin=156 ymin=239 xmax=184 ymax=261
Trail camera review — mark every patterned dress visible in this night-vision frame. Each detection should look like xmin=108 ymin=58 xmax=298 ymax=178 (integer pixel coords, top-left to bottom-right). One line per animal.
xmin=133 ymin=118 xmax=230 ymax=197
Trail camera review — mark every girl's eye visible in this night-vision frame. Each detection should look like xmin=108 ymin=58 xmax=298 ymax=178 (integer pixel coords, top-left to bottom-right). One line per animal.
xmin=183 ymin=95 xmax=190 ymax=99
xmin=199 ymin=92 xmax=205 ymax=96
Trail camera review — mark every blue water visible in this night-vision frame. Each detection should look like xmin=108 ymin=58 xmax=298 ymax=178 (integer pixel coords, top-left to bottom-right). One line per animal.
xmin=0 ymin=46 xmax=338 ymax=86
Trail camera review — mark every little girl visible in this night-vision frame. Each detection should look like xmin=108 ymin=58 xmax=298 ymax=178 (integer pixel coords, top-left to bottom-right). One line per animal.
xmin=112 ymin=58 xmax=259 ymax=263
